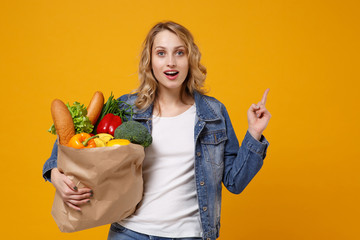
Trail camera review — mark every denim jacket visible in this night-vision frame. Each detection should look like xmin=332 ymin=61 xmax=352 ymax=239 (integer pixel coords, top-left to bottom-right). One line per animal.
xmin=42 ymin=91 xmax=269 ymax=240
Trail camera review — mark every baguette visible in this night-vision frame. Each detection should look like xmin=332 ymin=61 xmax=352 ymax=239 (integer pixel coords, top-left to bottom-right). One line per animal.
xmin=87 ymin=91 xmax=104 ymax=125
xmin=51 ymin=99 xmax=75 ymax=145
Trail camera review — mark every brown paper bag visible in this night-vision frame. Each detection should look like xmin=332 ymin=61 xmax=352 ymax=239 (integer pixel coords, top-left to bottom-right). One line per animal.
xmin=51 ymin=142 xmax=144 ymax=232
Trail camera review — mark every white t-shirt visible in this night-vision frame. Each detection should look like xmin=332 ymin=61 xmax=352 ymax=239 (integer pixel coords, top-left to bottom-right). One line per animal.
xmin=120 ymin=104 xmax=202 ymax=238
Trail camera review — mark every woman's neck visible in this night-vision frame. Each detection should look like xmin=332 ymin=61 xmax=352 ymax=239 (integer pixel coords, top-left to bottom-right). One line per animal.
xmin=153 ymin=88 xmax=194 ymax=117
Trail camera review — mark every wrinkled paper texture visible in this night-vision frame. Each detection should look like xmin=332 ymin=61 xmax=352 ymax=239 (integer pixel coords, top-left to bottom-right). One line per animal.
xmin=51 ymin=143 xmax=144 ymax=232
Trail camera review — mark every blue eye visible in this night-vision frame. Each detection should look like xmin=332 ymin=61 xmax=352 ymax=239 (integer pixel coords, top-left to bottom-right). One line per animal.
xmin=157 ymin=51 xmax=165 ymax=56
xmin=176 ymin=51 xmax=184 ymax=56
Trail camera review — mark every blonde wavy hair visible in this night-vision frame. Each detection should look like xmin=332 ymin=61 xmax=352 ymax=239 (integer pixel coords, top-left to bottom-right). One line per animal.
xmin=135 ymin=21 xmax=207 ymax=110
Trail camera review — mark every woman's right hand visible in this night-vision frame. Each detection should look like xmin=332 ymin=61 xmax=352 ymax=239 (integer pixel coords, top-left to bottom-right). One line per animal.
xmin=50 ymin=168 xmax=93 ymax=211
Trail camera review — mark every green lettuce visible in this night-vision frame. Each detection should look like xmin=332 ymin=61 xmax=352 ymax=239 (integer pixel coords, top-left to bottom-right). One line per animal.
xmin=48 ymin=102 xmax=94 ymax=135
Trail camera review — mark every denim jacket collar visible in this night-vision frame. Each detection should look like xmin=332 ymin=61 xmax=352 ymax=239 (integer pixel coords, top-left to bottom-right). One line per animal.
xmin=132 ymin=91 xmax=221 ymax=122
xmin=131 ymin=103 xmax=153 ymax=121
xmin=194 ymin=91 xmax=221 ymax=122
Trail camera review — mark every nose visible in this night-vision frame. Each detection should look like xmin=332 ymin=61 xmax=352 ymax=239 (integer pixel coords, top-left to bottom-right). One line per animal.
xmin=167 ymin=55 xmax=176 ymax=67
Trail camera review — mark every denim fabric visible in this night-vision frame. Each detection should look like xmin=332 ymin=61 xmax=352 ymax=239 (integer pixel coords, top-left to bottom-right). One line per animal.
xmin=42 ymin=91 xmax=269 ymax=240
xmin=42 ymin=140 xmax=58 ymax=182
xmin=108 ymin=223 xmax=202 ymax=240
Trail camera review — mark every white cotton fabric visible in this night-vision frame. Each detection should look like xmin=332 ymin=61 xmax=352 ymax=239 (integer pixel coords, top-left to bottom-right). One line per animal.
xmin=120 ymin=104 xmax=202 ymax=238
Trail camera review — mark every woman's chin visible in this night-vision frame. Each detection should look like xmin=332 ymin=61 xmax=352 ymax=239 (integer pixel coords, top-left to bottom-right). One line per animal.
xmin=158 ymin=82 xmax=183 ymax=92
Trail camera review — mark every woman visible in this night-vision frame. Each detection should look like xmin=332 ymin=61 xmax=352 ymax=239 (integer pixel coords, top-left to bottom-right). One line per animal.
xmin=43 ymin=21 xmax=271 ymax=240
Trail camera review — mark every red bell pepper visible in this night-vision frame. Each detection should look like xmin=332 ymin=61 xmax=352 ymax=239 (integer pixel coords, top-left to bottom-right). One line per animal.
xmin=96 ymin=113 xmax=122 ymax=136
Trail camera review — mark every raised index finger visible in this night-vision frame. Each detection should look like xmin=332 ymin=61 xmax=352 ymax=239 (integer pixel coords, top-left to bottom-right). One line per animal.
xmin=261 ymin=88 xmax=270 ymax=105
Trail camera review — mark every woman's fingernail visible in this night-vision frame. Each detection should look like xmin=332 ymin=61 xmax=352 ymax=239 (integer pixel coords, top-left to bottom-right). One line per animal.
xmin=73 ymin=186 xmax=78 ymax=191
xmin=87 ymin=200 xmax=90 ymax=203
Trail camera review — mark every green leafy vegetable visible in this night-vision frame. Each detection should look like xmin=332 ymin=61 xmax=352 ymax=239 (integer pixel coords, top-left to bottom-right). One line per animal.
xmin=48 ymin=102 xmax=94 ymax=135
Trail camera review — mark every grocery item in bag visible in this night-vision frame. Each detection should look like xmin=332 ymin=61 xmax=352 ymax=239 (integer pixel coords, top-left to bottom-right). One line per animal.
xmin=51 ymin=142 xmax=144 ymax=232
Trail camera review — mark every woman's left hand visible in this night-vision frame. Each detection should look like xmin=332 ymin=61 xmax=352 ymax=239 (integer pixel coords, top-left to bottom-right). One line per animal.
xmin=247 ymin=88 xmax=271 ymax=140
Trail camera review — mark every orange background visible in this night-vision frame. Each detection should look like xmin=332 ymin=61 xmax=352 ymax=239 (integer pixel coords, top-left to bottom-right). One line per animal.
xmin=0 ymin=0 xmax=359 ymax=239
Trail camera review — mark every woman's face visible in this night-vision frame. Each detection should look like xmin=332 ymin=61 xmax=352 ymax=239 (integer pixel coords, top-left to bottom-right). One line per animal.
xmin=151 ymin=30 xmax=189 ymax=93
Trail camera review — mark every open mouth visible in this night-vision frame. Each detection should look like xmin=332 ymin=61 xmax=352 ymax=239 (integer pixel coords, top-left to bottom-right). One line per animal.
xmin=164 ymin=71 xmax=179 ymax=76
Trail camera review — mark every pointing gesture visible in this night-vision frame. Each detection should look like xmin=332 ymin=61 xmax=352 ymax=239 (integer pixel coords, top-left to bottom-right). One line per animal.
xmin=260 ymin=88 xmax=269 ymax=105
xmin=247 ymin=88 xmax=271 ymax=140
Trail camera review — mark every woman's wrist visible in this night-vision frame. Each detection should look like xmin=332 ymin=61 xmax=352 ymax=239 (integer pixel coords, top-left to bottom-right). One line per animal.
xmin=50 ymin=168 xmax=59 ymax=183
xmin=248 ymin=129 xmax=262 ymax=141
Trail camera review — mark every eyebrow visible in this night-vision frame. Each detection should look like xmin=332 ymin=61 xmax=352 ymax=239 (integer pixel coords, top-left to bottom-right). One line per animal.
xmin=154 ymin=45 xmax=185 ymax=50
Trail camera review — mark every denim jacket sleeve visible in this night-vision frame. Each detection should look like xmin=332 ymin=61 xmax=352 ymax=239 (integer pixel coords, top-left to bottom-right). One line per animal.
xmin=42 ymin=140 xmax=58 ymax=182
xmin=221 ymin=105 xmax=269 ymax=194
